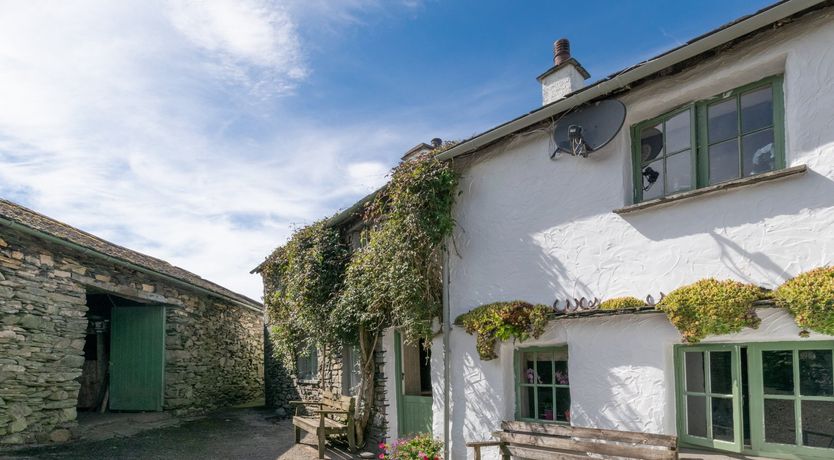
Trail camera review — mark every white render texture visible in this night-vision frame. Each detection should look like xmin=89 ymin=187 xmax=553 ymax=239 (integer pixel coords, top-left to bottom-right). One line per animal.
xmin=540 ymin=64 xmax=585 ymax=105
xmin=437 ymin=9 xmax=834 ymax=459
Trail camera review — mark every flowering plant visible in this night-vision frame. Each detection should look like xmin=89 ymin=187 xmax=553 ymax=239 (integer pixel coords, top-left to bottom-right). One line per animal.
xmin=379 ymin=434 xmax=443 ymax=460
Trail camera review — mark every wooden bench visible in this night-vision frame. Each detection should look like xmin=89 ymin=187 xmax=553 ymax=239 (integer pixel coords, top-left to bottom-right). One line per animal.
xmin=290 ymin=390 xmax=357 ymax=459
xmin=467 ymin=420 xmax=678 ymax=460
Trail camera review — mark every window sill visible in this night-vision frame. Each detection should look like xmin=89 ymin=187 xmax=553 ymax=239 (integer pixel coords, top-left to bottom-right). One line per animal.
xmin=296 ymin=379 xmax=319 ymax=385
xmin=614 ymin=165 xmax=807 ymax=215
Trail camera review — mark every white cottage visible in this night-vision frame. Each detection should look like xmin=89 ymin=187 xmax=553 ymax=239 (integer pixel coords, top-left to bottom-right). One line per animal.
xmin=368 ymin=1 xmax=834 ymax=459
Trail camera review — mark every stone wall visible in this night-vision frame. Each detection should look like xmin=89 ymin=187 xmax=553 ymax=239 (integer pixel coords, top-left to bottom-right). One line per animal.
xmin=0 ymin=228 xmax=263 ymax=445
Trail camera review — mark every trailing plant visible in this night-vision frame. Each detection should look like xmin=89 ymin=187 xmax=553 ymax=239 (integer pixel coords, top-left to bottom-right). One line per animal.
xmin=455 ymin=301 xmax=551 ymax=360
xmin=658 ymin=278 xmax=765 ymax=343
xmin=380 ymin=434 xmax=443 ymax=460
xmin=773 ymin=266 xmax=834 ymax=335
xmin=599 ymin=296 xmax=645 ymax=310
xmin=332 ymin=150 xmax=459 ymax=445
xmin=261 ymin=219 xmax=350 ymax=371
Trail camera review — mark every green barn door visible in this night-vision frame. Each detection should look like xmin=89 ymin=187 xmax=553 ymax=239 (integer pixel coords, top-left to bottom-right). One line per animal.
xmin=395 ymin=331 xmax=433 ymax=436
xmin=110 ymin=305 xmax=165 ymax=411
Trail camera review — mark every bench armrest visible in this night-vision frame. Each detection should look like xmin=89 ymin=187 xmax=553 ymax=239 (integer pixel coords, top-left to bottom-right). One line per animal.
xmin=466 ymin=441 xmax=502 ymax=448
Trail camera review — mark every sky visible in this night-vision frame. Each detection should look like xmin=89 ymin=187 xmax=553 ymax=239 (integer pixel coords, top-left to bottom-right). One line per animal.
xmin=0 ymin=0 xmax=777 ymax=301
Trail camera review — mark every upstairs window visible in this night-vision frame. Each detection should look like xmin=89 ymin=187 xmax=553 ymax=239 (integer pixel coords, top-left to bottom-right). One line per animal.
xmin=633 ymin=75 xmax=784 ymax=203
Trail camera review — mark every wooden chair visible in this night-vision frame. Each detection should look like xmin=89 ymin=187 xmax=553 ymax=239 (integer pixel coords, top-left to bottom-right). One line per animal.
xmin=290 ymin=390 xmax=357 ymax=459
xmin=467 ymin=420 xmax=678 ymax=460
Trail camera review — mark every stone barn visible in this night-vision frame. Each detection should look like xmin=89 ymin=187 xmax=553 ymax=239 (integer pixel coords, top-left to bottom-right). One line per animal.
xmin=0 ymin=198 xmax=264 ymax=445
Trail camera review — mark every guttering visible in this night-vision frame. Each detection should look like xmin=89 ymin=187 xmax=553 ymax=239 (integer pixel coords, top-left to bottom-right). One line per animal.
xmin=435 ymin=0 xmax=822 ymax=163
xmin=0 ymin=216 xmax=264 ymax=314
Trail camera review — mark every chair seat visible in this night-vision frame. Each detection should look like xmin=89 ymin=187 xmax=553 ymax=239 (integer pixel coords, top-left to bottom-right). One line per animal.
xmin=293 ymin=415 xmax=347 ymax=433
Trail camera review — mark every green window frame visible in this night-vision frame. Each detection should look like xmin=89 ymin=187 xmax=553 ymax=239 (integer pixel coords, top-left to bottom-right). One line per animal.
xmin=675 ymin=341 xmax=834 ymax=459
xmin=632 ymin=75 xmax=785 ymax=203
xmin=514 ymin=346 xmax=571 ymax=424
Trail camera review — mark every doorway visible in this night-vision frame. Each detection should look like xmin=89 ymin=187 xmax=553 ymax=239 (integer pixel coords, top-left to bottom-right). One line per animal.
xmin=77 ymin=292 xmax=165 ymax=414
xmin=394 ymin=331 xmax=432 ymax=436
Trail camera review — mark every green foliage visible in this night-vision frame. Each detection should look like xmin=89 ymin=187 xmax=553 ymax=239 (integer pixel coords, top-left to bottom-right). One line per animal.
xmin=773 ymin=266 xmax=834 ymax=335
xmin=658 ymin=278 xmax=765 ymax=343
xmin=380 ymin=434 xmax=444 ymax=460
xmin=333 ymin=153 xmax=459 ymax=346
xmin=455 ymin=301 xmax=551 ymax=360
xmin=261 ymin=220 xmax=349 ymax=370
xmin=599 ymin=296 xmax=645 ymax=310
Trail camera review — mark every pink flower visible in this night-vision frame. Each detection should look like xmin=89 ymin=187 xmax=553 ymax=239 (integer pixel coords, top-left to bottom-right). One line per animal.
xmin=378 ymin=454 xmax=384 ymax=459
xmin=379 ymin=443 xmax=386 ymax=450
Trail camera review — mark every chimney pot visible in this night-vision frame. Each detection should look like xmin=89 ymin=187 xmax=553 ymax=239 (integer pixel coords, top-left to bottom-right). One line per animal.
xmin=431 ymin=138 xmax=442 ymax=149
xmin=554 ymin=38 xmax=571 ymax=66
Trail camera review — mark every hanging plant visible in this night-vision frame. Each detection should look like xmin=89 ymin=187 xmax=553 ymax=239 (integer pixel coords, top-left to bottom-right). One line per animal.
xmin=657 ymin=278 xmax=765 ymax=343
xmin=455 ymin=301 xmax=551 ymax=360
xmin=599 ymin=296 xmax=645 ymax=310
xmin=773 ymin=266 xmax=834 ymax=336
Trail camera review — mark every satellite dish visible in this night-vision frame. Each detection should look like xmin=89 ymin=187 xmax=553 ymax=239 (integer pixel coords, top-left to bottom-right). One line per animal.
xmin=551 ymin=99 xmax=626 ymax=158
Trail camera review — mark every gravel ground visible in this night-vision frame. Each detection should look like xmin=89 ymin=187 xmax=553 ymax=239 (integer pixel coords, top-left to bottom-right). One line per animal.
xmin=0 ymin=407 xmax=359 ymax=460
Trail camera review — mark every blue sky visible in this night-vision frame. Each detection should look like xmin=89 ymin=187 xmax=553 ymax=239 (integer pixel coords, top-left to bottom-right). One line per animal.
xmin=0 ymin=0 xmax=775 ymax=300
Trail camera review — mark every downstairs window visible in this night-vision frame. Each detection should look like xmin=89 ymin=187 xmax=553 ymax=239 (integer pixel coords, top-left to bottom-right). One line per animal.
xmin=515 ymin=347 xmax=571 ymax=423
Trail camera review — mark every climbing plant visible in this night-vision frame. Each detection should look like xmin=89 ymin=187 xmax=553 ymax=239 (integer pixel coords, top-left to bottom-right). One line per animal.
xmin=599 ymin=296 xmax=645 ymax=311
xmin=332 ymin=151 xmax=459 ymax=443
xmin=773 ymin=266 xmax=834 ymax=335
xmin=454 ymin=301 xmax=551 ymax=360
xmin=657 ymin=278 xmax=765 ymax=343
xmin=261 ymin=219 xmax=350 ymax=371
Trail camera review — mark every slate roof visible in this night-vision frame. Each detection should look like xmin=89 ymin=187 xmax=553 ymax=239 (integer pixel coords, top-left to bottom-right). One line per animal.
xmin=0 ymin=198 xmax=262 ymax=310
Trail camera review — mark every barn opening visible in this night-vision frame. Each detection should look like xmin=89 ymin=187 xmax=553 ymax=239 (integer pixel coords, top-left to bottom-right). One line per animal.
xmin=77 ymin=291 xmax=165 ymax=415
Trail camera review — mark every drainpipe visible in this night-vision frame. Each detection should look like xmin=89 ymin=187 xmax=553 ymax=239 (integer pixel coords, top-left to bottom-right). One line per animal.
xmin=442 ymin=244 xmax=451 ymax=458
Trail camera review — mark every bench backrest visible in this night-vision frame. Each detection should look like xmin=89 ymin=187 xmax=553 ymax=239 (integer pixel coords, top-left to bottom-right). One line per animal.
xmin=321 ymin=390 xmax=355 ymax=423
xmin=494 ymin=421 xmax=678 ymax=460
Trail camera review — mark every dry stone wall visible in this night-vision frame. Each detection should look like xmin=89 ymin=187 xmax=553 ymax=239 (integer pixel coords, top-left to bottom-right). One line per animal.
xmin=0 ymin=228 xmax=263 ymax=445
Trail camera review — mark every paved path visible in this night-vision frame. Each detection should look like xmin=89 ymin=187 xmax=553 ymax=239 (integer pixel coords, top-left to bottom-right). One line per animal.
xmin=0 ymin=408 xmax=361 ymax=460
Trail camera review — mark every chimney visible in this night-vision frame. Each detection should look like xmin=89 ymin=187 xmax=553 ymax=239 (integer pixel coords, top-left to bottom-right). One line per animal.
xmin=537 ymin=38 xmax=590 ymax=105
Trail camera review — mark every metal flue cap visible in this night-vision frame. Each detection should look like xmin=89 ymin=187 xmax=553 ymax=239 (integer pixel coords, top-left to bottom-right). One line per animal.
xmin=554 ymin=38 xmax=571 ymax=66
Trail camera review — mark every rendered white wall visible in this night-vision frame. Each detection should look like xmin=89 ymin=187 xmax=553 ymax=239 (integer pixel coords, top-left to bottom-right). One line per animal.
xmin=437 ymin=10 xmax=834 ymax=459
xmin=541 ymin=64 xmax=586 ymax=105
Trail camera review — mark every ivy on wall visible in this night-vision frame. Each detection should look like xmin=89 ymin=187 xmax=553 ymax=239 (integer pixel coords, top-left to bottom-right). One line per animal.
xmin=657 ymin=278 xmax=765 ymax=343
xmin=773 ymin=266 xmax=834 ymax=335
xmin=454 ymin=301 xmax=550 ymax=360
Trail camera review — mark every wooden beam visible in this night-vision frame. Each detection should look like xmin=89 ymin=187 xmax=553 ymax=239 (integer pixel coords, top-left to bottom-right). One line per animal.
xmin=500 ymin=421 xmax=678 ymax=448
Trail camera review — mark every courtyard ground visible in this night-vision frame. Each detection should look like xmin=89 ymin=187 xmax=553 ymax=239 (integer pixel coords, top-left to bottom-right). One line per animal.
xmin=0 ymin=407 xmax=360 ymax=460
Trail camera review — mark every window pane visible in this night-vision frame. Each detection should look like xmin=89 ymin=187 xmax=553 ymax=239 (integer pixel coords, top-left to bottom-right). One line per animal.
xmin=554 ymin=350 xmax=569 ymax=385
xmin=763 ymin=351 xmax=794 ymax=395
xmin=640 ymin=124 xmax=664 ymax=163
xmin=742 ymin=129 xmax=775 ymax=177
xmin=687 ymin=395 xmax=708 ymax=438
xmin=709 ymin=139 xmax=740 ymax=184
xmin=521 ymin=352 xmax=538 ymax=384
xmin=710 ymin=351 xmax=733 ymax=395
xmin=764 ymin=399 xmax=796 ymax=445
xmin=686 ymin=351 xmax=705 ymax=393
xmin=520 ymin=386 xmax=534 ymax=419
xmin=800 ymin=349 xmax=833 ymax=397
xmin=741 ymin=86 xmax=773 ymax=134
xmin=712 ymin=397 xmax=735 ymax=442
xmin=537 ymin=386 xmax=554 ymax=421
xmin=801 ymin=400 xmax=834 ymax=449
xmin=642 ymin=159 xmax=664 ymax=200
xmin=665 ymin=110 xmax=691 ymax=153
xmin=556 ymin=388 xmax=571 ymax=423
xmin=666 ymin=150 xmax=691 ymax=194
xmin=536 ymin=352 xmax=553 ymax=385
xmin=709 ymin=99 xmax=738 ymax=143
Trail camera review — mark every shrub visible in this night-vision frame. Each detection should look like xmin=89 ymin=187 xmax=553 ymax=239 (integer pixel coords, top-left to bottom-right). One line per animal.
xmin=773 ymin=266 xmax=834 ymax=335
xmin=658 ymin=278 xmax=765 ymax=343
xmin=380 ymin=434 xmax=443 ymax=460
xmin=599 ymin=296 xmax=645 ymax=310
xmin=455 ymin=301 xmax=551 ymax=360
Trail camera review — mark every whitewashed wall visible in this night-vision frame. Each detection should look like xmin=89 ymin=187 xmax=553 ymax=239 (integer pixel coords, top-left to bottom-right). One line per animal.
xmin=435 ymin=9 xmax=834 ymax=459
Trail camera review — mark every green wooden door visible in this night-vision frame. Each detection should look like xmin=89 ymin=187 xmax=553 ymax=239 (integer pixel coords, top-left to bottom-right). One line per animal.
xmin=395 ymin=331 xmax=433 ymax=436
xmin=109 ymin=305 xmax=165 ymax=411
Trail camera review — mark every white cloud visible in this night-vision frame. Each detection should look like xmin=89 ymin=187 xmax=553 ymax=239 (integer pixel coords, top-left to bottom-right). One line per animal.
xmin=0 ymin=0 xmax=407 ymax=300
